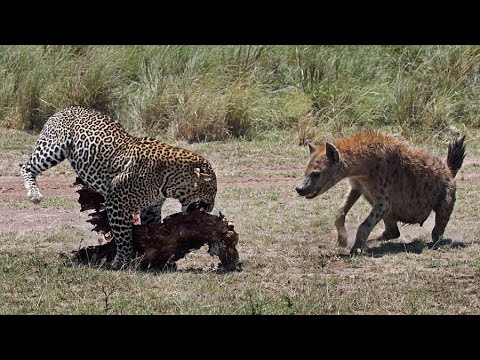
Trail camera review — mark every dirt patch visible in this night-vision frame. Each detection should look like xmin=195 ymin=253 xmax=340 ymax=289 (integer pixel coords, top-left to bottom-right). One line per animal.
xmin=0 ymin=174 xmax=91 ymax=235
xmin=1 ymin=153 xmax=478 ymax=236
xmin=219 ymin=176 xmax=298 ymax=189
xmin=0 ymin=208 xmax=91 ymax=235
xmin=0 ymin=175 xmax=79 ymax=202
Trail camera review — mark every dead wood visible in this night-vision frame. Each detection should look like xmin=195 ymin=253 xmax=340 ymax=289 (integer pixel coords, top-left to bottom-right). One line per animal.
xmin=66 ymin=177 xmax=241 ymax=271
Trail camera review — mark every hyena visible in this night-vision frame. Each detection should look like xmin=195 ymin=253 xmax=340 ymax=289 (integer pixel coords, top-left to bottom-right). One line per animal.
xmin=295 ymin=132 xmax=466 ymax=254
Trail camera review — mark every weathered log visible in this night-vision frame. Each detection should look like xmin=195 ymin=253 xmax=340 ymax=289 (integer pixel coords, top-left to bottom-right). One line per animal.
xmin=67 ymin=178 xmax=241 ymax=271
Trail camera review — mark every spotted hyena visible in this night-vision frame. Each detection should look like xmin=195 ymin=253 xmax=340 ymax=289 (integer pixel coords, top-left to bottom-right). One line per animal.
xmin=295 ymin=132 xmax=466 ymax=254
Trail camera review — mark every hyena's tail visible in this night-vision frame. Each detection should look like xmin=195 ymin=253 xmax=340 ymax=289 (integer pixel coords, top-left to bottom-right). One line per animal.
xmin=447 ymin=135 xmax=466 ymax=178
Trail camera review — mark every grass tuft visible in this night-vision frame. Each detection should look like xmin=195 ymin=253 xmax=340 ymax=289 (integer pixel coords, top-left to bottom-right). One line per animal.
xmin=1 ymin=45 xmax=479 ymax=140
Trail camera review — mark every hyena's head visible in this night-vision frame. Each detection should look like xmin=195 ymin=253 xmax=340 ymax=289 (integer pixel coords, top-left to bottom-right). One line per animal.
xmin=295 ymin=141 xmax=345 ymax=199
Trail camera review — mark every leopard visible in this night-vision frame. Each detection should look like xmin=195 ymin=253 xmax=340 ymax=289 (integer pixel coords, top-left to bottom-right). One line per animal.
xmin=21 ymin=106 xmax=217 ymax=269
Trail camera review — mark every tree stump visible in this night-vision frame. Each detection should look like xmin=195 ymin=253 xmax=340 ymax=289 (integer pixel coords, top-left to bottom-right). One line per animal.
xmin=66 ymin=178 xmax=241 ymax=271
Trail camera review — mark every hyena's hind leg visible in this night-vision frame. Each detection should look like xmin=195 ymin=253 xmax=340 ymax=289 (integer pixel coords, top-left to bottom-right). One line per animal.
xmin=430 ymin=192 xmax=456 ymax=248
xmin=381 ymin=216 xmax=400 ymax=241
xmin=21 ymin=137 xmax=68 ymax=204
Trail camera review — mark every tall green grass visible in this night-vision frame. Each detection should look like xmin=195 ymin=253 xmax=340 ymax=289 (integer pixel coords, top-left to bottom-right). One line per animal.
xmin=1 ymin=45 xmax=479 ymax=140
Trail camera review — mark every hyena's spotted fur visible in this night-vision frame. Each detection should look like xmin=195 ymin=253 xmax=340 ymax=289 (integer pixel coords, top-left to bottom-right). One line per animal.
xmin=296 ymin=132 xmax=466 ymax=254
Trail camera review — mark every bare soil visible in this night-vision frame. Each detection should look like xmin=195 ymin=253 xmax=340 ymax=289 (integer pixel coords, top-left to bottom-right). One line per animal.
xmin=1 ymin=149 xmax=479 ymax=314
xmin=2 ymin=155 xmax=478 ymax=238
xmin=0 ymin=175 xmax=91 ymax=234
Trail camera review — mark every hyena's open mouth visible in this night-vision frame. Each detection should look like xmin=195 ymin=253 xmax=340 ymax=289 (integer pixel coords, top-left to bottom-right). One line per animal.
xmin=305 ymin=189 xmax=321 ymax=199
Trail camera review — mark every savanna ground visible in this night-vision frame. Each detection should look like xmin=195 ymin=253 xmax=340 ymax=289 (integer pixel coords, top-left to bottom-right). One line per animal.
xmin=1 ymin=128 xmax=479 ymax=314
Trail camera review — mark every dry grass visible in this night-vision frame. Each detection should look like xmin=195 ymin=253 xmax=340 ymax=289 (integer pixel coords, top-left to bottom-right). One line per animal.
xmin=2 ymin=46 xmax=480 ymax=140
xmin=0 ymin=129 xmax=479 ymax=314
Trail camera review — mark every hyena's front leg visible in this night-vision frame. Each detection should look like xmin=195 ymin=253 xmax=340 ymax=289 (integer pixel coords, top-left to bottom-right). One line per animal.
xmin=351 ymin=200 xmax=389 ymax=254
xmin=335 ymin=187 xmax=361 ymax=247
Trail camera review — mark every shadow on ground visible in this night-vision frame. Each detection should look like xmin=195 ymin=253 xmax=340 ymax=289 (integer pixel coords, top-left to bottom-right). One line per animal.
xmin=366 ymin=237 xmax=467 ymax=258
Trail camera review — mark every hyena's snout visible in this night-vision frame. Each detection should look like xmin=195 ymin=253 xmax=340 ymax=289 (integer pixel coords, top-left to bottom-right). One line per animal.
xmin=296 ymin=185 xmax=307 ymax=196
xmin=295 ymin=178 xmax=309 ymax=196
xmin=296 ymin=177 xmax=322 ymax=199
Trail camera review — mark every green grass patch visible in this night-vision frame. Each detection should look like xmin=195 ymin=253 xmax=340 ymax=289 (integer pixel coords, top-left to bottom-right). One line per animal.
xmin=7 ymin=197 xmax=77 ymax=210
xmin=1 ymin=45 xmax=479 ymax=141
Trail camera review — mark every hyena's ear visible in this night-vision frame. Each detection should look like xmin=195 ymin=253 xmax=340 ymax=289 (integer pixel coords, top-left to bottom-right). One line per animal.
xmin=325 ymin=141 xmax=340 ymax=164
xmin=307 ymin=142 xmax=318 ymax=155
xmin=194 ymin=168 xmax=213 ymax=181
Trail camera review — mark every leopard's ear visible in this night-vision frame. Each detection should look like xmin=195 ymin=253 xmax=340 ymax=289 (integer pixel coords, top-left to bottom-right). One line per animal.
xmin=194 ymin=168 xmax=212 ymax=181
